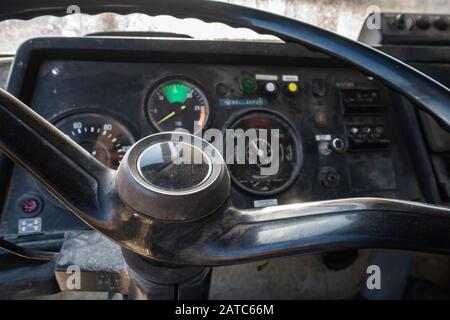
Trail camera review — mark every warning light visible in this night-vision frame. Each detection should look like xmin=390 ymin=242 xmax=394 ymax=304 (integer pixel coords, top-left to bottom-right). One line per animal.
xmin=240 ymin=75 xmax=258 ymax=95
xmin=21 ymin=198 xmax=39 ymax=214
xmin=287 ymin=82 xmax=298 ymax=94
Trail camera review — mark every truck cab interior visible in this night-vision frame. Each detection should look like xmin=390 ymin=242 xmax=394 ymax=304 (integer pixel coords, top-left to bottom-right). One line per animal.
xmin=0 ymin=0 xmax=449 ymax=300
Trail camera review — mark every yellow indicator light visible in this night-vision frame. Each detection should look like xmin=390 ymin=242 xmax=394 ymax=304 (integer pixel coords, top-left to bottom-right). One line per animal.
xmin=288 ymin=82 xmax=298 ymax=93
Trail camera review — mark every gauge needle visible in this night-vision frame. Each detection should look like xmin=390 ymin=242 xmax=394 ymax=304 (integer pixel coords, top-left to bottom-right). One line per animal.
xmin=156 ymin=105 xmax=187 ymax=125
xmin=250 ymin=140 xmax=265 ymax=157
xmin=157 ymin=111 xmax=176 ymax=125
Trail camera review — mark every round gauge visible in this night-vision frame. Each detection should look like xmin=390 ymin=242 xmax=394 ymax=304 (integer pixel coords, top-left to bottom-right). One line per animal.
xmin=147 ymin=79 xmax=210 ymax=133
xmin=56 ymin=113 xmax=135 ymax=170
xmin=227 ymin=111 xmax=302 ymax=195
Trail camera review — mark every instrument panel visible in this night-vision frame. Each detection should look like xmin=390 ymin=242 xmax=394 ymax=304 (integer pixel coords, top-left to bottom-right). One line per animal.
xmin=0 ymin=38 xmax=424 ymax=239
xmin=32 ymin=60 xmax=411 ymax=202
xmin=32 ymin=62 xmax=409 ymax=201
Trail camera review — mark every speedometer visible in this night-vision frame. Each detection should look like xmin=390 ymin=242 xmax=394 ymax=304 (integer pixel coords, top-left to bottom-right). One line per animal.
xmin=56 ymin=113 xmax=135 ymax=170
xmin=147 ymin=79 xmax=210 ymax=134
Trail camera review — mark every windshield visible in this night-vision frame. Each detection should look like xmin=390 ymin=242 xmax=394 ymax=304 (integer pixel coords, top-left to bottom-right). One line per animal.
xmin=0 ymin=0 xmax=448 ymax=54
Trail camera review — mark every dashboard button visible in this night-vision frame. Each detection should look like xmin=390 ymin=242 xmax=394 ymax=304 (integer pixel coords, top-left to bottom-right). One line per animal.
xmin=375 ymin=126 xmax=384 ymax=134
xmin=330 ymin=137 xmax=346 ymax=153
xmin=240 ymin=75 xmax=258 ymax=94
xmin=262 ymin=81 xmax=278 ymax=96
xmin=21 ymin=199 xmax=39 ymax=214
xmin=350 ymin=127 xmax=359 ymax=135
xmin=392 ymin=14 xmax=414 ymax=30
xmin=416 ymin=16 xmax=431 ymax=30
xmin=434 ymin=16 xmax=449 ymax=31
xmin=18 ymin=195 xmax=43 ymax=216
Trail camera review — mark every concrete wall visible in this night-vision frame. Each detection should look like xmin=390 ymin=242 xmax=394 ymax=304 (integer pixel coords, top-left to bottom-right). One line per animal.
xmin=0 ymin=0 xmax=449 ymax=53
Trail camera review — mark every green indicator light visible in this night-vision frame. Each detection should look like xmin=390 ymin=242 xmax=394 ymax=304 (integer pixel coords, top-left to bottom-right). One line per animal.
xmin=240 ymin=75 xmax=257 ymax=94
xmin=162 ymin=82 xmax=190 ymax=104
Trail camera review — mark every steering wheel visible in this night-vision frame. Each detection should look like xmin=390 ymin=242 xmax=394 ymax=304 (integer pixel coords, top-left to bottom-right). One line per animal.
xmin=1 ymin=0 xmax=450 ymax=271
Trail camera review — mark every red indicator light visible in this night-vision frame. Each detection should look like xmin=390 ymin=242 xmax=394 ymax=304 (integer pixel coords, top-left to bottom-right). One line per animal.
xmin=21 ymin=199 xmax=39 ymax=214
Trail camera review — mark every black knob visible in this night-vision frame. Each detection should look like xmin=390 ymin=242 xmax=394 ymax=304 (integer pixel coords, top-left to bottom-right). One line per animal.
xmin=416 ymin=16 xmax=431 ymax=30
xmin=434 ymin=16 xmax=449 ymax=31
xmin=392 ymin=14 xmax=414 ymax=30
xmin=318 ymin=167 xmax=340 ymax=188
xmin=330 ymin=137 xmax=346 ymax=153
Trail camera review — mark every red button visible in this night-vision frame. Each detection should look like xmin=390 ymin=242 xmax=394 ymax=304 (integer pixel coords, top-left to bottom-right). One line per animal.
xmin=21 ymin=199 xmax=39 ymax=214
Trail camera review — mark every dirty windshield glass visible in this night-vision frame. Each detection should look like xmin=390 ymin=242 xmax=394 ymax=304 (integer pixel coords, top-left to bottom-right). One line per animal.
xmin=0 ymin=0 xmax=448 ymax=54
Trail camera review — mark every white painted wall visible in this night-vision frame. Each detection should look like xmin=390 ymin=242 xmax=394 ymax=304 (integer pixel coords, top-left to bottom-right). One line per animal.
xmin=0 ymin=0 xmax=449 ymax=53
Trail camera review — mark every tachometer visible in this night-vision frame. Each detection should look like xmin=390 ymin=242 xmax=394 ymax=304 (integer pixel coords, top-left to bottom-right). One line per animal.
xmin=227 ymin=111 xmax=302 ymax=195
xmin=147 ymin=79 xmax=210 ymax=134
xmin=56 ymin=113 xmax=135 ymax=170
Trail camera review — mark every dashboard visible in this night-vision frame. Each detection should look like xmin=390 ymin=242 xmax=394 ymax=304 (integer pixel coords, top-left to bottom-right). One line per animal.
xmin=0 ymin=37 xmax=426 ymax=242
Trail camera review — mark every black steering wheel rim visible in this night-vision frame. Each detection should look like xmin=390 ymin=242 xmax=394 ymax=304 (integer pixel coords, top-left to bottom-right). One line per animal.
xmin=1 ymin=0 xmax=449 ymax=130
xmin=0 ymin=0 xmax=450 ymax=266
